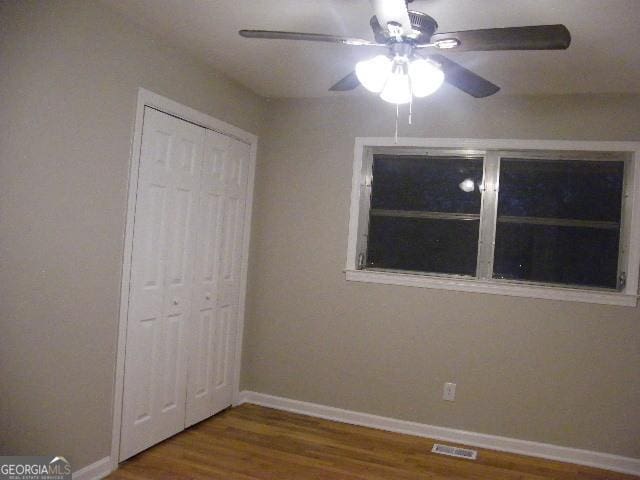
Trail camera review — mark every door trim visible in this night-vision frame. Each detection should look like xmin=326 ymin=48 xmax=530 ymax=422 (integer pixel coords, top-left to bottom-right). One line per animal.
xmin=110 ymin=88 xmax=258 ymax=472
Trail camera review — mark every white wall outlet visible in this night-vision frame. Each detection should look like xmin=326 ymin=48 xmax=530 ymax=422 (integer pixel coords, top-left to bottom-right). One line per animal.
xmin=443 ymin=382 xmax=456 ymax=401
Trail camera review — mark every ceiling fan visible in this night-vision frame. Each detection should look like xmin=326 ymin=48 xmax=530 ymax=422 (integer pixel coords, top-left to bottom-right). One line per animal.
xmin=239 ymin=0 xmax=571 ymax=104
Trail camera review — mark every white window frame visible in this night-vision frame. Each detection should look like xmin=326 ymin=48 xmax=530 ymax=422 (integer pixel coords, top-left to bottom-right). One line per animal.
xmin=345 ymin=137 xmax=640 ymax=307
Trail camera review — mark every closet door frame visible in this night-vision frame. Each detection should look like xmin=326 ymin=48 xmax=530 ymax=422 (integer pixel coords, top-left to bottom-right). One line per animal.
xmin=110 ymin=88 xmax=257 ymax=471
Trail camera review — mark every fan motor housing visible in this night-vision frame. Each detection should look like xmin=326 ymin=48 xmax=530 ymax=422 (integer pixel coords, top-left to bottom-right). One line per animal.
xmin=370 ymin=10 xmax=438 ymax=44
xmin=408 ymin=11 xmax=438 ymax=43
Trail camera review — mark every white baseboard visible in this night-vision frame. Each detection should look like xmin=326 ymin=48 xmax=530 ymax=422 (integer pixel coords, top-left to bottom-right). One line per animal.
xmin=73 ymin=456 xmax=112 ymax=480
xmin=238 ymin=391 xmax=640 ymax=476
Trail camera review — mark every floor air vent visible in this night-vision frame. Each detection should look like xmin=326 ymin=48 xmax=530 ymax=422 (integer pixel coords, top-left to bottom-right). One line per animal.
xmin=431 ymin=443 xmax=478 ymax=460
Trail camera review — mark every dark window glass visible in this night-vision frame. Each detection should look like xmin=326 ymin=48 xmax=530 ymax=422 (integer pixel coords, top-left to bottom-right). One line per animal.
xmin=493 ymin=224 xmax=620 ymax=288
xmin=370 ymin=155 xmax=483 ymax=213
xmin=367 ymin=216 xmax=479 ymax=276
xmin=494 ymin=159 xmax=624 ymax=288
xmin=497 ymin=159 xmax=623 ymax=221
xmin=367 ymin=155 xmax=483 ymax=276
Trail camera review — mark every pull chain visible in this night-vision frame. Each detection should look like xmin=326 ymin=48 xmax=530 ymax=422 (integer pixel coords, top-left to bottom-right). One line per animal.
xmin=409 ymin=97 xmax=413 ymax=125
xmin=394 ymin=104 xmax=399 ymax=144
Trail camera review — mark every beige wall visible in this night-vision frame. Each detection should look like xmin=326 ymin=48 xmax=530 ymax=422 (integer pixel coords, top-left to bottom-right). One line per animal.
xmin=244 ymin=93 xmax=640 ymax=458
xmin=0 ymin=0 xmax=265 ymax=470
xmin=2 ymin=0 xmax=639 ymax=470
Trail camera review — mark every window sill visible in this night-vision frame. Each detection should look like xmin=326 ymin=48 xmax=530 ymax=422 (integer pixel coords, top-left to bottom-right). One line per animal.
xmin=345 ymin=269 xmax=637 ymax=307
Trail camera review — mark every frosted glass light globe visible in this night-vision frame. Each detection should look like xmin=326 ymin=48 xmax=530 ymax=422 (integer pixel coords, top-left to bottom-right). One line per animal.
xmin=380 ymin=70 xmax=412 ymax=104
xmin=380 ymin=58 xmax=412 ymax=104
xmin=355 ymin=55 xmax=392 ymax=93
xmin=408 ymin=58 xmax=444 ymax=97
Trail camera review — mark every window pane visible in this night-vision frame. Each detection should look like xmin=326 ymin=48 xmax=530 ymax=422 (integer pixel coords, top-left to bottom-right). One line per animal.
xmin=367 ymin=216 xmax=479 ymax=276
xmin=366 ymin=154 xmax=483 ymax=277
xmin=498 ymin=158 xmax=624 ymax=221
xmin=494 ymin=158 xmax=624 ymax=288
xmin=371 ymin=155 xmax=483 ymax=214
xmin=493 ymin=224 xmax=620 ymax=288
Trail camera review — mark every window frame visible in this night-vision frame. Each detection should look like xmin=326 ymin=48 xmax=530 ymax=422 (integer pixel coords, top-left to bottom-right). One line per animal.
xmin=345 ymin=138 xmax=640 ymax=306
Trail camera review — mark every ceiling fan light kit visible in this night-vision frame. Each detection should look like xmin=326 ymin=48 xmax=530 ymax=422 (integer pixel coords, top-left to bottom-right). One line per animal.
xmin=239 ymin=0 xmax=571 ymax=109
xmin=356 ymin=43 xmax=445 ymax=104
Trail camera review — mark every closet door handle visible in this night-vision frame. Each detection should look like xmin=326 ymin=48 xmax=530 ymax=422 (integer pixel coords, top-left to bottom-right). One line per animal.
xmin=173 ymin=299 xmax=179 ymax=306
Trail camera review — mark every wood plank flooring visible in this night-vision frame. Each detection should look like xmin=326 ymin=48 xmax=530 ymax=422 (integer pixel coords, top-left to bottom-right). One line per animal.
xmin=108 ymin=404 xmax=638 ymax=480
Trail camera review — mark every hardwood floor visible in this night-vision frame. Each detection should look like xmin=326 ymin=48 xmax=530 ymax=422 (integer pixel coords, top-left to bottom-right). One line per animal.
xmin=108 ymin=404 xmax=638 ymax=480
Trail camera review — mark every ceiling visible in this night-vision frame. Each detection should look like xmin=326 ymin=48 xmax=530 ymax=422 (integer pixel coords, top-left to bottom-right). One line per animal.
xmin=103 ymin=0 xmax=640 ymax=99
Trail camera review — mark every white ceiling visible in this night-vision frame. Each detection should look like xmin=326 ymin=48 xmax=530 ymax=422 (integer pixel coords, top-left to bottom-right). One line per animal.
xmin=103 ymin=0 xmax=640 ymax=98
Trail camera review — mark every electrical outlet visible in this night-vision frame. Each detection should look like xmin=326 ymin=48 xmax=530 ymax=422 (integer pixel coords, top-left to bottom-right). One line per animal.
xmin=443 ymin=382 xmax=456 ymax=401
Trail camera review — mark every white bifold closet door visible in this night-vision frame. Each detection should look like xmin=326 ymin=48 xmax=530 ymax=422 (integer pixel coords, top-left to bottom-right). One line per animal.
xmin=185 ymin=126 xmax=250 ymax=427
xmin=120 ymin=107 xmax=250 ymax=460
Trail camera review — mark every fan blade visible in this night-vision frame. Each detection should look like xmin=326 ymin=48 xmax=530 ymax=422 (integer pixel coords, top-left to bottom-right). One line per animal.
xmin=239 ymin=30 xmax=377 ymax=46
xmin=369 ymin=16 xmax=389 ymax=44
xmin=370 ymin=0 xmax=412 ymax=36
xmin=431 ymin=25 xmax=571 ymax=51
xmin=329 ymin=71 xmax=360 ymax=91
xmin=430 ymin=54 xmax=500 ymax=98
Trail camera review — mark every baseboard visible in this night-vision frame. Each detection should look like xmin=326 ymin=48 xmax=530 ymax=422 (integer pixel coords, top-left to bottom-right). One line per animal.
xmin=73 ymin=456 xmax=112 ymax=480
xmin=238 ymin=391 xmax=640 ymax=476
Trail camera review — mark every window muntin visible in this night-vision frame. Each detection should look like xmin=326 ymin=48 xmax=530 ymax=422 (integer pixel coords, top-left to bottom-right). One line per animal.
xmin=359 ymin=148 xmax=628 ymax=291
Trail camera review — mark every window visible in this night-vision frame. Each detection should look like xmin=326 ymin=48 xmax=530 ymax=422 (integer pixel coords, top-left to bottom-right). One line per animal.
xmin=346 ymin=139 xmax=640 ymax=306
